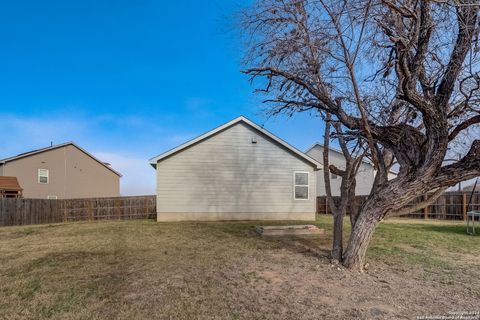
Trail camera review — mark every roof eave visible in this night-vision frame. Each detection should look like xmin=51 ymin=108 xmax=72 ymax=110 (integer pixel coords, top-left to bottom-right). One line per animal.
xmin=0 ymin=142 xmax=123 ymax=177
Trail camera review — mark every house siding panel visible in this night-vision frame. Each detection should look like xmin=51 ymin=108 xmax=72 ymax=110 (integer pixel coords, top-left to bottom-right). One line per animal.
xmin=155 ymin=122 xmax=316 ymax=221
xmin=306 ymin=144 xmax=375 ymax=196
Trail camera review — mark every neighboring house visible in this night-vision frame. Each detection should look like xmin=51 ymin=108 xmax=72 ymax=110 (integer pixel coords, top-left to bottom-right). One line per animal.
xmin=305 ymin=143 xmax=398 ymax=196
xmin=149 ymin=116 xmax=322 ymax=221
xmin=0 ymin=176 xmax=23 ymax=198
xmin=0 ymin=142 xmax=121 ymax=199
xmin=463 ymin=183 xmax=479 ymax=193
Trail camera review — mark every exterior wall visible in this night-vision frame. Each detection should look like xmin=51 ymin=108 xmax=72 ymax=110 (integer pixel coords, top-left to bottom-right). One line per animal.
xmin=387 ymin=171 xmax=397 ymax=181
xmin=155 ymin=122 xmax=317 ymax=221
xmin=0 ymin=165 xmax=3 ymax=176
xmin=1 ymin=145 xmax=120 ymax=199
xmin=306 ymin=145 xmax=375 ymax=196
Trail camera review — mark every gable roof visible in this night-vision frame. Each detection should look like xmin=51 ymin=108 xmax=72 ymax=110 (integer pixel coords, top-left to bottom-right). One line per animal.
xmin=0 ymin=176 xmax=23 ymax=191
xmin=0 ymin=142 xmax=122 ymax=177
xmin=305 ymin=142 xmax=399 ymax=175
xmin=149 ymin=116 xmax=322 ymax=170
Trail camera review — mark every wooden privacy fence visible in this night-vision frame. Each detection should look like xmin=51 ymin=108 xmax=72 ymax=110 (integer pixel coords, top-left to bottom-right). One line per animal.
xmin=317 ymin=192 xmax=480 ymax=221
xmin=0 ymin=195 xmax=156 ymax=227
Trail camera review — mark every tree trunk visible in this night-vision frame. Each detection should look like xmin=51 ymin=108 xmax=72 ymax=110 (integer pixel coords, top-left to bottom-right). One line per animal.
xmin=349 ymin=206 xmax=360 ymax=228
xmin=347 ymin=185 xmax=359 ymax=228
xmin=342 ymin=210 xmax=382 ymax=270
xmin=342 ymin=179 xmax=426 ymax=270
xmin=331 ymin=212 xmax=344 ymax=262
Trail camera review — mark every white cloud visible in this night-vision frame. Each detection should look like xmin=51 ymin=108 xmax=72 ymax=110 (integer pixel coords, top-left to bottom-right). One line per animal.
xmin=0 ymin=113 xmax=200 ymax=196
xmin=0 ymin=114 xmax=90 ymax=155
xmin=93 ymin=152 xmax=156 ymax=196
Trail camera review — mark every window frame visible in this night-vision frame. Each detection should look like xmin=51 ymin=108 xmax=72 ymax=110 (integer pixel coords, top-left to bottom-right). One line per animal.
xmin=293 ymin=171 xmax=309 ymax=201
xmin=38 ymin=168 xmax=49 ymax=184
xmin=47 ymin=196 xmax=58 ymax=200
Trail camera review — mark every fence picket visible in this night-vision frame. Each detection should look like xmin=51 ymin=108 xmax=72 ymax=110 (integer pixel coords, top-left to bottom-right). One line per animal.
xmin=0 ymin=195 xmax=156 ymax=227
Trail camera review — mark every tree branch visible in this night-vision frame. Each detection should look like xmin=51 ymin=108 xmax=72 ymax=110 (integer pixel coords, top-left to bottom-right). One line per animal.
xmin=448 ymin=115 xmax=480 ymax=141
xmin=388 ymin=187 xmax=447 ymax=217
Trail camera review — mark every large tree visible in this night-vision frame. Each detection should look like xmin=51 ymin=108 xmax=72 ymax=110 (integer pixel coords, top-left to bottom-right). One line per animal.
xmin=242 ymin=0 xmax=480 ymax=270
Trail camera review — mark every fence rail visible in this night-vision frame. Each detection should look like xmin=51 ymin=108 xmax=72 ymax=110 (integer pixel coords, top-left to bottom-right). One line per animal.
xmin=317 ymin=192 xmax=480 ymax=221
xmin=0 ymin=195 xmax=156 ymax=227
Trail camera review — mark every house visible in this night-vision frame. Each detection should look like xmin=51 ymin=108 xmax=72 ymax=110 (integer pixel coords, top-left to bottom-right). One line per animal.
xmin=305 ymin=143 xmax=398 ymax=196
xmin=149 ymin=116 xmax=322 ymax=221
xmin=463 ymin=183 xmax=479 ymax=193
xmin=0 ymin=176 xmax=23 ymax=198
xmin=0 ymin=142 xmax=121 ymax=199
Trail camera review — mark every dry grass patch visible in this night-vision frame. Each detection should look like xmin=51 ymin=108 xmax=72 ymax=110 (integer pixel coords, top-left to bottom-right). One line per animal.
xmin=0 ymin=217 xmax=479 ymax=319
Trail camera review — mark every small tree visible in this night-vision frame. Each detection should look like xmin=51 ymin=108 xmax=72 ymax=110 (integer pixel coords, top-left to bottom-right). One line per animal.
xmin=242 ymin=0 xmax=480 ymax=270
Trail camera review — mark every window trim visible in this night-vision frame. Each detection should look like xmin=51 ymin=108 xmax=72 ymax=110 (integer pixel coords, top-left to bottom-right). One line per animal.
xmin=38 ymin=168 xmax=49 ymax=184
xmin=293 ymin=171 xmax=309 ymax=201
xmin=47 ymin=196 xmax=58 ymax=200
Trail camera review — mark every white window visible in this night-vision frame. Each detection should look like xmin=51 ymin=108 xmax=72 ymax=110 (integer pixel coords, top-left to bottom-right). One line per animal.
xmin=47 ymin=196 xmax=57 ymax=200
xmin=294 ymin=171 xmax=309 ymax=200
xmin=38 ymin=169 xmax=49 ymax=184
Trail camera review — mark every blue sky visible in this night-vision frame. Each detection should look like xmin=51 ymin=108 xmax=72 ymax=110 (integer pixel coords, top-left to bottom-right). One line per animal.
xmin=0 ymin=0 xmax=325 ymax=195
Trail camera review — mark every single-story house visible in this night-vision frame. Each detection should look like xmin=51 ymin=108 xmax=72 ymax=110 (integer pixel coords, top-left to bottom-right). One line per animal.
xmin=149 ymin=116 xmax=322 ymax=221
xmin=463 ymin=183 xmax=479 ymax=193
xmin=0 ymin=142 xmax=121 ymax=199
xmin=305 ymin=143 xmax=398 ymax=196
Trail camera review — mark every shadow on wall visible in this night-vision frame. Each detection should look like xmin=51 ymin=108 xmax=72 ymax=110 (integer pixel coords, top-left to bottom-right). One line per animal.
xmin=189 ymin=135 xmax=277 ymax=216
xmin=183 ymin=124 xmax=313 ymax=217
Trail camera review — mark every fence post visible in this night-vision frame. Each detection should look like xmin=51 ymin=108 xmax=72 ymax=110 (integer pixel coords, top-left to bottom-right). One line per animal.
xmin=423 ymin=194 xmax=428 ymax=219
xmin=462 ymin=192 xmax=467 ymax=221
xmin=89 ymin=200 xmax=93 ymax=222
xmin=62 ymin=200 xmax=66 ymax=223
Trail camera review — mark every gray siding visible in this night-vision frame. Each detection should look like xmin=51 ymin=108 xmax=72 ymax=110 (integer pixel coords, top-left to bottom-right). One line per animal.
xmin=155 ymin=122 xmax=316 ymax=221
xmin=306 ymin=145 xmax=375 ymax=196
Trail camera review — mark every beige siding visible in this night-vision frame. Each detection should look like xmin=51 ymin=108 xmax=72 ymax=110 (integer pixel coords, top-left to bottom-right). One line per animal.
xmin=1 ymin=145 xmax=120 ymax=199
xmin=63 ymin=145 xmax=120 ymax=198
xmin=306 ymin=145 xmax=375 ymax=196
xmin=155 ymin=123 xmax=316 ymax=221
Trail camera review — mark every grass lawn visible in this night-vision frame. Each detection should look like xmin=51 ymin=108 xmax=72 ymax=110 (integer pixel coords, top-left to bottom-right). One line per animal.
xmin=0 ymin=216 xmax=479 ymax=319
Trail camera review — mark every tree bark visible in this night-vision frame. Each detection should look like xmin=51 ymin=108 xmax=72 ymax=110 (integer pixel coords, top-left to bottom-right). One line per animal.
xmin=347 ymin=179 xmax=359 ymax=227
xmin=342 ymin=204 xmax=383 ymax=270
xmin=331 ymin=212 xmax=344 ymax=262
xmin=348 ymin=200 xmax=360 ymax=228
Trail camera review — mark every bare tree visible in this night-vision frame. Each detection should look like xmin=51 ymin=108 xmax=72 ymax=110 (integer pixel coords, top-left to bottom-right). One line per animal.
xmin=241 ymin=0 xmax=480 ymax=270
